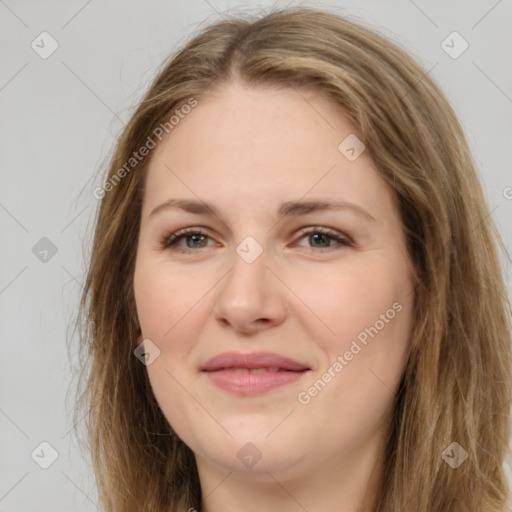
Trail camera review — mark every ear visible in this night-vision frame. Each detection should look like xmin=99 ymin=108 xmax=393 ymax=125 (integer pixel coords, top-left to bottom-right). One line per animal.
xmin=134 ymin=328 xmax=144 ymax=348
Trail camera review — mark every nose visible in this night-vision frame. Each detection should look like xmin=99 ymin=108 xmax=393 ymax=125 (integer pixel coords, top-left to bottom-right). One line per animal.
xmin=212 ymin=244 xmax=287 ymax=335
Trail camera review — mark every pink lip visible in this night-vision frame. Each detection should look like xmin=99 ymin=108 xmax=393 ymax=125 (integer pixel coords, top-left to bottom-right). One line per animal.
xmin=201 ymin=351 xmax=310 ymax=396
xmin=201 ymin=351 xmax=309 ymax=371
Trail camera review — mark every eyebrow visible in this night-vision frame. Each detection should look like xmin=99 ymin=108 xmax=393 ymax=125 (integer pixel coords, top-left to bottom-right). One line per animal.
xmin=149 ymin=198 xmax=376 ymax=222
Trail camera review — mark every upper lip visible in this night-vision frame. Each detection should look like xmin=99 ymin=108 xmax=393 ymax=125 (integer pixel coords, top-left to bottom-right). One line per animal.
xmin=200 ymin=351 xmax=310 ymax=371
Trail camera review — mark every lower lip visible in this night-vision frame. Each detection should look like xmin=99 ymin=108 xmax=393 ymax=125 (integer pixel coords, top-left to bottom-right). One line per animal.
xmin=203 ymin=369 xmax=308 ymax=395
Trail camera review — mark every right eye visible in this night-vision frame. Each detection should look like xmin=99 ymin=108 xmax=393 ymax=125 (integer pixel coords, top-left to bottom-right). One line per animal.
xmin=159 ymin=227 xmax=217 ymax=253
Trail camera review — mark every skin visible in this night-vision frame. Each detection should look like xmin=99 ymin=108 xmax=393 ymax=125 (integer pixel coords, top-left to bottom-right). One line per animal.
xmin=133 ymin=81 xmax=415 ymax=512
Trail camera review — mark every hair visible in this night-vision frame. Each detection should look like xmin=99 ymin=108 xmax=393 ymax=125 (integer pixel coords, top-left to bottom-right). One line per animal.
xmin=73 ymin=6 xmax=512 ymax=512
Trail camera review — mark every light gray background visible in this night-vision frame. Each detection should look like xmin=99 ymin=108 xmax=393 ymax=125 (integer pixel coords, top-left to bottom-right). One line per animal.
xmin=1 ymin=0 xmax=511 ymax=510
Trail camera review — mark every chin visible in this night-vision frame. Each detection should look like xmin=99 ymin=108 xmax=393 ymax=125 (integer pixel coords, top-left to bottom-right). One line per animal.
xmin=195 ymin=432 xmax=306 ymax=476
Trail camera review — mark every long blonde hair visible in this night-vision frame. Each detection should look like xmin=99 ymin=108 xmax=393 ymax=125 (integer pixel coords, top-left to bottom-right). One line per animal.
xmin=74 ymin=7 xmax=512 ymax=511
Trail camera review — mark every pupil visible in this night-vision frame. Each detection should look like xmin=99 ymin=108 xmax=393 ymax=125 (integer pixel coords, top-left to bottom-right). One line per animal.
xmin=311 ymin=233 xmax=329 ymax=247
xmin=188 ymin=234 xmax=205 ymax=248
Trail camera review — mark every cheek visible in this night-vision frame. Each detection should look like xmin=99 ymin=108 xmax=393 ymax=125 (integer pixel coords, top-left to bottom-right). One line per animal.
xmin=133 ymin=260 xmax=210 ymax=388
xmin=292 ymin=252 xmax=413 ymax=410
xmin=338 ymin=268 xmax=409 ymax=350
xmin=288 ymin=253 xmax=411 ymax=350
xmin=293 ymin=261 xmax=412 ymax=446
xmin=323 ymin=257 xmax=411 ymax=377
xmin=134 ymin=262 xmax=207 ymax=435
xmin=134 ymin=260 xmax=207 ymax=341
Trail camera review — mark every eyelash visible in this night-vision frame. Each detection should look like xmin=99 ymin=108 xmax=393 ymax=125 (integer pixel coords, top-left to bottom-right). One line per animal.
xmin=159 ymin=226 xmax=352 ymax=254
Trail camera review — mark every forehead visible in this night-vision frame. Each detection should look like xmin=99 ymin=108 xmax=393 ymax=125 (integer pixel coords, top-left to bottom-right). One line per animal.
xmin=156 ymin=82 xmax=355 ymax=162
xmin=142 ymin=83 xmax=395 ymax=221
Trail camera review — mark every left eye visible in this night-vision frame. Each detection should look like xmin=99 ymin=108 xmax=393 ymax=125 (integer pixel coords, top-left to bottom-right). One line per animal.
xmin=294 ymin=227 xmax=351 ymax=249
xmin=160 ymin=227 xmax=351 ymax=252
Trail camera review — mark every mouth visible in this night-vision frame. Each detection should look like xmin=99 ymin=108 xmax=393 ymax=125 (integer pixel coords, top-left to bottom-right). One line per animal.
xmin=200 ymin=351 xmax=311 ymax=395
xmin=208 ymin=367 xmax=300 ymax=374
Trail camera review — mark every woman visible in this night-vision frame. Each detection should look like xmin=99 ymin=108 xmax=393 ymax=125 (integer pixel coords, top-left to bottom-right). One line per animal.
xmin=75 ymin=7 xmax=512 ymax=511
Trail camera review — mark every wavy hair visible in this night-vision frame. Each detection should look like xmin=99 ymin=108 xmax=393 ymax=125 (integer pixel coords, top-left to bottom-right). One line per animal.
xmin=73 ymin=7 xmax=512 ymax=511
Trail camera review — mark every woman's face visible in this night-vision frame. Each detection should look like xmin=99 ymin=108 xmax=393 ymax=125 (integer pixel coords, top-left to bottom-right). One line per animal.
xmin=133 ymin=82 xmax=414 ymax=485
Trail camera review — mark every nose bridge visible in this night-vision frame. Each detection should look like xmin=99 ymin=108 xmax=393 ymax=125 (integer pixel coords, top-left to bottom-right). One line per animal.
xmin=225 ymin=234 xmax=269 ymax=294
xmin=213 ymin=232 xmax=286 ymax=332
